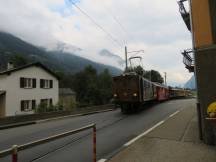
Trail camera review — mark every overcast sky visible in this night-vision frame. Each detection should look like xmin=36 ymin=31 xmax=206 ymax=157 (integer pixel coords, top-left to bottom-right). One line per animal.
xmin=0 ymin=0 xmax=192 ymax=86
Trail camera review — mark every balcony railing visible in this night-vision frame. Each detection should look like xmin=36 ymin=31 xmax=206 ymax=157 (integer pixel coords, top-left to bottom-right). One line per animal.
xmin=178 ymin=0 xmax=191 ymax=31
xmin=182 ymin=49 xmax=194 ymax=72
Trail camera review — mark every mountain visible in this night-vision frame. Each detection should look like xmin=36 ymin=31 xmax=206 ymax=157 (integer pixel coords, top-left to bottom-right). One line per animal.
xmin=0 ymin=32 xmax=122 ymax=75
xmin=54 ymin=42 xmax=82 ymax=54
xmin=99 ymin=49 xmax=125 ymax=67
xmin=184 ymin=75 xmax=196 ymax=89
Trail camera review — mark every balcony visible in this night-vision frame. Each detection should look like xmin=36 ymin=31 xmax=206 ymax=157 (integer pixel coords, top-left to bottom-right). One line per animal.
xmin=178 ymin=0 xmax=191 ymax=31
xmin=182 ymin=49 xmax=194 ymax=72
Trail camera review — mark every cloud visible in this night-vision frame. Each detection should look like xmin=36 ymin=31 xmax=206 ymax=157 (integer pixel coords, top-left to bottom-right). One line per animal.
xmin=0 ymin=0 xmax=192 ymax=85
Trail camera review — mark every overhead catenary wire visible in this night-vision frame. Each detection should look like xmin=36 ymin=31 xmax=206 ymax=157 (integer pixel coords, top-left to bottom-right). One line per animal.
xmin=101 ymin=3 xmax=136 ymax=45
xmin=68 ymin=0 xmax=124 ymax=49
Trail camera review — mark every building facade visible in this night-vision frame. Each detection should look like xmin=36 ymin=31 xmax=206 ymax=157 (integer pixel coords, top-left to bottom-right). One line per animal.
xmin=59 ymin=88 xmax=76 ymax=111
xmin=0 ymin=62 xmax=59 ymax=117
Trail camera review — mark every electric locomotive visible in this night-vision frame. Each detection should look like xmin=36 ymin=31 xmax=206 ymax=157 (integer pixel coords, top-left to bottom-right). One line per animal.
xmin=112 ymin=72 xmax=169 ymax=113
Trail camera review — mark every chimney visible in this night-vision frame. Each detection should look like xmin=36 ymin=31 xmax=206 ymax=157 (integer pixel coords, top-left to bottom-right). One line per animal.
xmin=7 ymin=62 xmax=14 ymax=70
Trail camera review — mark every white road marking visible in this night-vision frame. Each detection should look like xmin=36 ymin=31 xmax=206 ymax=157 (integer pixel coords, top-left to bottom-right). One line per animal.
xmin=124 ymin=120 xmax=165 ymax=147
xmin=169 ymin=110 xmax=180 ymax=118
xmin=97 ymin=159 xmax=107 ymax=162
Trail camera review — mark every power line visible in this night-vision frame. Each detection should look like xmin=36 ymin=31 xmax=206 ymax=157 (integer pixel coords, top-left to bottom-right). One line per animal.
xmin=101 ymin=3 xmax=136 ymax=45
xmin=68 ymin=0 xmax=123 ymax=49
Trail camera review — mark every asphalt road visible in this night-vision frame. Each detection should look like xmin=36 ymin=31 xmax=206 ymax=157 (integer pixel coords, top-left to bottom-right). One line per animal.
xmin=0 ymin=98 xmax=195 ymax=162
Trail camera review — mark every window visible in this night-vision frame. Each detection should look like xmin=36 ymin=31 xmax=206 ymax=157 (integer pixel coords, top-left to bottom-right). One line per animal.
xmin=40 ymin=99 xmax=49 ymax=108
xmin=20 ymin=100 xmax=36 ymax=111
xmin=40 ymin=79 xmax=53 ymax=89
xmin=40 ymin=98 xmax=53 ymax=108
xmin=20 ymin=78 xmax=36 ymax=88
xmin=25 ymin=78 xmax=32 ymax=88
xmin=45 ymin=80 xmax=49 ymax=88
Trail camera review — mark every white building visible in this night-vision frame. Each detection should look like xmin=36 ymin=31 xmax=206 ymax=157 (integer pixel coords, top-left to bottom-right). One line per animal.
xmin=0 ymin=62 xmax=59 ymax=117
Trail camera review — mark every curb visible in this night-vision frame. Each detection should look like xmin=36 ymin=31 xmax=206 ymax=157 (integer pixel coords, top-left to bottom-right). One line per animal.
xmin=0 ymin=109 xmax=116 ymax=130
xmin=0 ymin=121 xmax=36 ymax=130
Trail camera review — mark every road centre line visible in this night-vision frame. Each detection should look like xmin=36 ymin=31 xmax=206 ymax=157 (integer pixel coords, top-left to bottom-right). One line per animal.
xmin=123 ymin=120 xmax=165 ymax=147
xmin=169 ymin=110 xmax=180 ymax=118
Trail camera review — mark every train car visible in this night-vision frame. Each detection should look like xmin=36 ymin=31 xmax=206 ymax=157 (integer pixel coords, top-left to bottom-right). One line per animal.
xmin=112 ymin=73 xmax=142 ymax=113
xmin=154 ymin=83 xmax=169 ymax=101
xmin=142 ymin=78 xmax=156 ymax=101
xmin=169 ymin=88 xmax=190 ymax=98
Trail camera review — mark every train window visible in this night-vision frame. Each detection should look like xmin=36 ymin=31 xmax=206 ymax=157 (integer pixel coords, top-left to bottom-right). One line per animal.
xmin=143 ymin=80 xmax=151 ymax=88
xmin=144 ymin=81 xmax=148 ymax=88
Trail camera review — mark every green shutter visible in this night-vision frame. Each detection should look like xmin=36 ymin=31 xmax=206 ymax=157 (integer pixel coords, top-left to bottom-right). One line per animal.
xmin=21 ymin=101 xmax=24 ymax=111
xmin=40 ymin=79 xmax=44 ymax=88
xmin=32 ymin=100 xmax=36 ymax=110
xmin=33 ymin=79 xmax=36 ymax=88
xmin=50 ymin=80 xmax=53 ymax=88
xmin=20 ymin=78 xmax=24 ymax=88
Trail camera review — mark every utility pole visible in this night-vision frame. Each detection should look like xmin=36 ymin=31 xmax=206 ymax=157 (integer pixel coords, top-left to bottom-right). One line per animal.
xmin=150 ymin=70 xmax=152 ymax=81
xmin=164 ymin=72 xmax=167 ymax=85
xmin=125 ymin=47 xmax=145 ymax=72
xmin=125 ymin=46 xmax=128 ymax=71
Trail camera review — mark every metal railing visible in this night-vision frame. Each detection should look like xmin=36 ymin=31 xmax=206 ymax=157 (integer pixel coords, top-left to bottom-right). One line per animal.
xmin=0 ymin=123 xmax=96 ymax=162
xmin=181 ymin=49 xmax=194 ymax=72
xmin=177 ymin=0 xmax=191 ymax=31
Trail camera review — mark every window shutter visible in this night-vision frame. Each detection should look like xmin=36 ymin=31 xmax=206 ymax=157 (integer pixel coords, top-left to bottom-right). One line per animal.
xmin=50 ymin=80 xmax=53 ymax=88
xmin=33 ymin=79 xmax=36 ymax=88
xmin=49 ymin=99 xmax=53 ymax=106
xmin=20 ymin=78 xmax=24 ymax=88
xmin=40 ymin=79 xmax=44 ymax=88
xmin=21 ymin=101 xmax=24 ymax=111
xmin=32 ymin=100 xmax=36 ymax=110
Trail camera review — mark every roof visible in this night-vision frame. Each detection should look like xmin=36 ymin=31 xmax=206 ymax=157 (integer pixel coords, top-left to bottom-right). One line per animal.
xmin=0 ymin=62 xmax=60 ymax=80
xmin=59 ymin=88 xmax=76 ymax=96
xmin=0 ymin=91 xmax=6 ymax=96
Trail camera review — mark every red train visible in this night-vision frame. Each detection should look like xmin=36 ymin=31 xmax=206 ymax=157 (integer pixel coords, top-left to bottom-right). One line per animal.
xmin=112 ymin=72 xmax=190 ymax=113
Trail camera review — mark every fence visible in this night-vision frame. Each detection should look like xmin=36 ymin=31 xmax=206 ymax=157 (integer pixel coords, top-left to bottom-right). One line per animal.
xmin=0 ymin=123 xmax=96 ymax=162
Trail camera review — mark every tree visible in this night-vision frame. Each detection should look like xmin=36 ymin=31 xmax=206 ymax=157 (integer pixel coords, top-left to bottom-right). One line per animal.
xmin=10 ymin=54 xmax=28 ymax=67
xmin=144 ymin=70 xmax=164 ymax=84
xmin=124 ymin=65 xmax=164 ymax=84
xmin=73 ymin=65 xmax=113 ymax=106
xmin=97 ymin=69 xmax=113 ymax=104
xmin=73 ymin=65 xmax=98 ymax=105
xmin=124 ymin=65 xmax=144 ymax=75
xmin=134 ymin=66 xmax=145 ymax=76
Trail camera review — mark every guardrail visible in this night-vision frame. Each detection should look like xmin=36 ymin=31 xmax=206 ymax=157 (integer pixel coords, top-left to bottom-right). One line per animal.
xmin=0 ymin=123 xmax=97 ymax=162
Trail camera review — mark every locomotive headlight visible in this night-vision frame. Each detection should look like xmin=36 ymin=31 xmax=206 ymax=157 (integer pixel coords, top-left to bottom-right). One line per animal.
xmin=114 ymin=94 xmax=117 ymax=97
xmin=133 ymin=93 xmax=137 ymax=97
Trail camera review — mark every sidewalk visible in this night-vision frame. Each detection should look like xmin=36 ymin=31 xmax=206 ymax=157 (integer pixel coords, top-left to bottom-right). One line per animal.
xmin=108 ymin=104 xmax=216 ymax=162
